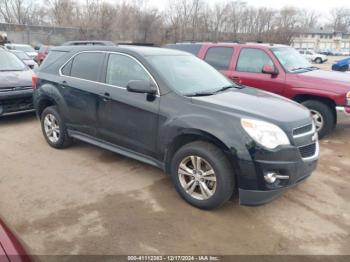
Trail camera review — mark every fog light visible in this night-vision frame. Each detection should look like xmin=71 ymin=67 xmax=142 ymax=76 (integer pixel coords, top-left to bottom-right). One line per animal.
xmin=264 ymin=172 xmax=290 ymax=184
xmin=264 ymin=172 xmax=278 ymax=184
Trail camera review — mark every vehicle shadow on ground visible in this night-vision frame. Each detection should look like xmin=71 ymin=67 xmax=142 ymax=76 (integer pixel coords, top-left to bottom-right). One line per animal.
xmin=0 ymin=112 xmax=36 ymax=124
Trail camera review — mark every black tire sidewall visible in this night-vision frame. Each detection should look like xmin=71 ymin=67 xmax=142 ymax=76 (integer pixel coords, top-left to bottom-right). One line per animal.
xmin=315 ymin=58 xmax=322 ymax=64
xmin=40 ymin=106 xmax=68 ymax=148
xmin=170 ymin=142 xmax=234 ymax=210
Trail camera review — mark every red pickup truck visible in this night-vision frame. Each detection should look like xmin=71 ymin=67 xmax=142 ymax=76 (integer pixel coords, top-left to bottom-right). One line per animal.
xmin=165 ymin=43 xmax=350 ymax=138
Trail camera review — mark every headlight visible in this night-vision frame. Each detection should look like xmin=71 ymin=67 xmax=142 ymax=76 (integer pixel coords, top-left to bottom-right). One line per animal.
xmin=346 ymin=92 xmax=350 ymax=106
xmin=241 ymin=119 xmax=290 ymax=149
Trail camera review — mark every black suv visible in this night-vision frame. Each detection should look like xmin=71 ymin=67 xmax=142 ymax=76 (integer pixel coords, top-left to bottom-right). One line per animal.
xmin=33 ymin=45 xmax=319 ymax=209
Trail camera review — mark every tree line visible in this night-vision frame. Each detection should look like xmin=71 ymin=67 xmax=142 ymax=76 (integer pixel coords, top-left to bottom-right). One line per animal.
xmin=1 ymin=0 xmax=350 ymax=45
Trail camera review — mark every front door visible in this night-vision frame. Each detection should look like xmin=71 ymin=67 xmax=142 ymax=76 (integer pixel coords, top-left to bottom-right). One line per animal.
xmin=97 ymin=53 xmax=160 ymax=158
xmin=231 ymin=48 xmax=286 ymax=95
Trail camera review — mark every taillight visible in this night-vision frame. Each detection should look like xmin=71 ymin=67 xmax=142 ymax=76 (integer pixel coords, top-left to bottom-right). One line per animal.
xmin=32 ymin=73 xmax=38 ymax=89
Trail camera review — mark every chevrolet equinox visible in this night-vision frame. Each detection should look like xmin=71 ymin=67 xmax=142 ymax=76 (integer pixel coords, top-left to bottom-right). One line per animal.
xmin=33 ymin=46 xmax=319 ymax=209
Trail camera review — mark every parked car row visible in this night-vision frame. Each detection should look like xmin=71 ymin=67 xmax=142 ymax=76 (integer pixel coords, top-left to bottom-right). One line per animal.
xmin=318 ymin=48 xmax=350 ymax=56
xmin=1 ymin=41 xmax=349 ymax=210
xmin=296 ymin=49 xmax=328 ymax=64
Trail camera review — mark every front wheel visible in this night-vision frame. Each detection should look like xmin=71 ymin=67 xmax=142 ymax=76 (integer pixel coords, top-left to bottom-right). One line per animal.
xmin=302 ymin=100 xmax=335 ymax=139
xmin=170 ymin=141 xmax=235 ymax=210
xmin=315 ymin=57 xmax=323 ymax=64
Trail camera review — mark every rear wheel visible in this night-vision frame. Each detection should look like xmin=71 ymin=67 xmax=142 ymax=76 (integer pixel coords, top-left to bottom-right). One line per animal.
xmin=170 ymin=141 xmax=235 ymax=210
xmin=41 ymin=106 xmax=72 ymax=148
xmin=302 ymin=100 xmax=335 ymax=139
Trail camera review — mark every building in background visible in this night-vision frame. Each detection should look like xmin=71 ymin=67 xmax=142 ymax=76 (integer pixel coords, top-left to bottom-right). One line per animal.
xmin=292 ymin=28 xmax=350 ymax=51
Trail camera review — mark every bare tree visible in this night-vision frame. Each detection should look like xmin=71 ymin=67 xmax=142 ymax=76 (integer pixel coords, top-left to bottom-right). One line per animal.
xmin=329 ymin=8 xmax=350 ymax=31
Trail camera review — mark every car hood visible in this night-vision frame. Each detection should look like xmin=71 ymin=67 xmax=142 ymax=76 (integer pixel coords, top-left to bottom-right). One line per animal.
xmin=191 ymin=87 xmax=311 ymax=128
xmin=297 ymin=70 xmax=350 ymax=93
xmin=0 ymin=70 xmax=32 ymax=89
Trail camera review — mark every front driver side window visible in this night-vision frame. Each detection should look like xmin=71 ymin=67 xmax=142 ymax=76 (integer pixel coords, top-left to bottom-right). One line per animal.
xmin=236 ymin=48 xmax=274 ymax=73
xmin=106 ymin=54 xmax=152 ymax=88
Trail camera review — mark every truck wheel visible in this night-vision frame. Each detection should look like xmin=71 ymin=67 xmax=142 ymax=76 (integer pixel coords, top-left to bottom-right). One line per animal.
xmin=315 ymin=58 xmax=322 ymax=64
xmin=170 ymin=141 xmax=235 ymax=210
xmin=41 ymin=106 xmax=72 ymax=149
xmin=302 ymin=100 xmax=335 ymax=139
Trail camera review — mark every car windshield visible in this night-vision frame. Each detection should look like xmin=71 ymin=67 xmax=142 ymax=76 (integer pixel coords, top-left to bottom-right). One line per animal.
xmin=0 ymin=51 xmax=27 ymax=71
xmin=12 ymin=45 xmax=35 ymax=53
xmin=13 ymin=51 xmax=31 ymax=60
xmin=272 ymin=47 xmax=315 ymax=73
xmin=146 ymin=55 xmax=236 ymax=96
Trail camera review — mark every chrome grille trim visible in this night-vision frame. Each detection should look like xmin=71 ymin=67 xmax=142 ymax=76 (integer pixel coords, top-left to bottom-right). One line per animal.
xmin=293 ymin=122 xmax=316 ymax=138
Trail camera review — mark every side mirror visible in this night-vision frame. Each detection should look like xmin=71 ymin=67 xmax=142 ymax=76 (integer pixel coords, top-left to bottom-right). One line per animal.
xmin=262 ymin=64 xmax=278 ymax=75
xmin=126 ymin=80 xmax=157 ymax=95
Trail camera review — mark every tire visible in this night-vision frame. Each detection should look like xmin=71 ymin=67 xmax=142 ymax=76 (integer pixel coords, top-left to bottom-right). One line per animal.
xmin=315 ymin=58 xmax=322 ymax=64
xmin=40 ymin=106 xmax=72 ymax=149
xmin=170 ymin=141 xmax=235 ymax=210
xmin=302 ymin=100 xmax=335 ymax=139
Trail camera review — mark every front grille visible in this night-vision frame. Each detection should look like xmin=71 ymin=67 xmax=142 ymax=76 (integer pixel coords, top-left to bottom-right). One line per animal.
xmin=299 ymin=143 xmax=316 ymax=158
xmin=293 ymin=124 xmax=313 ymax=137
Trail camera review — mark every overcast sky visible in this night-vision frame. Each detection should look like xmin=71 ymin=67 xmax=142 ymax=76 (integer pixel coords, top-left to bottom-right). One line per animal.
xmin=147 ymin=0 xmax=350 ymax=14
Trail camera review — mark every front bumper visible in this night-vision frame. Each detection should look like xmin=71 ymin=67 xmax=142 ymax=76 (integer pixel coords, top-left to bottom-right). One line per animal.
xmin=236 ymin=128 xmax=319 ymax=206
xmin=0 ymin=88 xmax=34 ymax=116
xmin=239 ymin=158 xmax=318 ymax=206
xmin=336 ymin=106 xmax=350 ymax=116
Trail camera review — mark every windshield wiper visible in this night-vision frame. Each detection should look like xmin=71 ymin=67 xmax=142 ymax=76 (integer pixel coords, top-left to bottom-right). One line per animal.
xmin=291 ymin=66 xmax=319 ymax=72
xmin=186 ymin=85 xmax=240 ymax=97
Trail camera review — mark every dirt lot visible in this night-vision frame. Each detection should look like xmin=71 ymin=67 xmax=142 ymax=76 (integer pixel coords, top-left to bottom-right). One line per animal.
xmin=0 ymin=58 xmax=349 ymax=256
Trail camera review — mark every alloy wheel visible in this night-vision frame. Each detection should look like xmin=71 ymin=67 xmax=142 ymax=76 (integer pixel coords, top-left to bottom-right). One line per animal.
xmin=44 ymin=114 xmax=60 ymax=143
xmin=178 ymin=156 xmax=217 ymax=200
xmin=310 ymin=109 xmax=324 ymax=132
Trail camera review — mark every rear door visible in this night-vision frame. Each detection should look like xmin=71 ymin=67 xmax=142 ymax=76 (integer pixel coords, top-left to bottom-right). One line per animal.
xmin=231 ymin=47 xmax=286 ymax=95
xmin=96 ymin=52 xmax=160 ymax=158
xmin=60 ymin=52 xmax=106 ymax=136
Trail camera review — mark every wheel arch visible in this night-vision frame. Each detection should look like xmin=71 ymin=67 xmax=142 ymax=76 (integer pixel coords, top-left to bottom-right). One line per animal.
xmin=36 ymin=96 xmax=57 ymax=118
xmin=292 ymin=94 xmax=337 ymax=124
xmin=164 ymin=129 xmax=237 ymax=175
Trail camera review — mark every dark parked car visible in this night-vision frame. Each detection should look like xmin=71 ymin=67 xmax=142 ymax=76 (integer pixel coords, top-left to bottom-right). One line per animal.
xmin=165 ymin=43 xmax=350 ymax=138
xmin=33 ymin=46 xmax=319 ymax=209
xmin=0 ymin=50 xmax=34 ymax=116
xmin=10 ymin=50 xmax=38 ymax=69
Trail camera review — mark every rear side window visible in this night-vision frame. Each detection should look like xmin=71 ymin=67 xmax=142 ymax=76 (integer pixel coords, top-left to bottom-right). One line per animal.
xmin=204 ymin=47 xmax=233 ymax=70
xmin=236 ymin=48 xmax=273 ymax=73
xmin=70 ymin=52 xmax=104 ymax=82
xmin=106 ymin=54 xmax=151 ymax=88
xmin=165 ymin=44 xmax=202 ymax=55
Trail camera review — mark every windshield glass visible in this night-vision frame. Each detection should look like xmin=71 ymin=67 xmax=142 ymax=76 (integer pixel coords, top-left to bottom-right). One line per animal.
xmin=272 ymin=47 xmax=312 ymax=73
xmin=146 ymin=55 xmax=233 ymax=95
xmin=13 ymin=51 xmax=30 ymax=60
xmin=0 ymin=51 xmax=27 ymax=71
xmin=13 ymin=45 xmax=35 ymax=53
